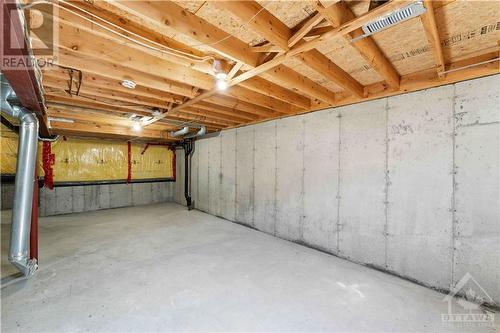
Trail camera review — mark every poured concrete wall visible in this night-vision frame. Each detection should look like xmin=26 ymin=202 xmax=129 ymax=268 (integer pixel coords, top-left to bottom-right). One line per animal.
xmin=0 ymin=183 xmax=15 ymax=210
xmin=176 ymin=75 xmax=500 ymax=303
xmin=39 ymin=182 xmax=174 ymax=216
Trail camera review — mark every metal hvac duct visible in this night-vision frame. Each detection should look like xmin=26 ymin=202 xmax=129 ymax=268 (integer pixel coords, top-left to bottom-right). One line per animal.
xmin=170 ymin=126 xmax=206 ymax=139
xmin=185 ymin=126 xmax=206 ymax=139
xmin=1 ymin=80 xmax=39 ymax=277
xmin=170 ymin=126 xmax=190 ymax=137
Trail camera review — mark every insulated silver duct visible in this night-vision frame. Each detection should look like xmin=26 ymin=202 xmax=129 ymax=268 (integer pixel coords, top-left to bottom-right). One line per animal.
xmin=170 ymin=126 xmax=206 ymax=139
xmin=185 ymin=126 xmax=206 ymax=139
xmin=170 ymin=126 xmax=189 ymax=137
xmin=1 ymin=84 xmax=39 ymax=277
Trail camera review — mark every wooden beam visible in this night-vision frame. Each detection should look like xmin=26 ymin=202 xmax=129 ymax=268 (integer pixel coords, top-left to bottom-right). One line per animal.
xmin=92 ymin=0 xmax=336 ymax=107
xmin=420 ymin=0 xmax=445 ymax=75
xmin=45 ymin=94 xmax=153 ymax=116
xmin=213 ymin=2 xmax=343 ymax=105
xmin=216 ymin=1 xmax=362 ymax=101
xmin=298 ymin=49 xmax=365 ymax=97
xmin=316 ymin=1 xmax=401 ymax=89
xmin=54 ymin=52 xmax=198 ymax=98
xmin=43 ymin=72 xmax=185 ymax=106
xmin=323 ymin=52 xmax=500 ymax=110
xmin=288 ymin=12 xmax=324 ymax=47
xmin=52 ymin=17 xmax=308 ymax=112
xmin=46 ymin=107 xmax=173 ymax=131
xmin=224 ymin=52 xmax=499 ymax=131
xmin=215 ymin=1 xmax=291 ymax=50
xmin=52 ymin=48 xmax=294 ymax=119
xmin=49 ymin=119 xmax=172 ymax=140
xmin=43 ymin=67 xmax=188 ymax=102
xmin=205 ymin=95 xmax=280 ymax=118
xmin=227 ymin=62 xmax=244 ymax=80
xmin=230 ymin=0 xmax=410 ymax=88
xmin=65 ymin=0 xmax=207 ymax=60
xmin=175 ymin=111 xmax=230 ymax=128
xmin=227 ymin=86 xmax=302 ymax=114
xmin=238 ymin=76 xmax=311 ymax=109
xmin=46 ymin=95 xmax=228 ymax=131
xmin=182 ymin=107 xmax=242 ymax=125
xmin=63 ymin=2 xmax=312 ymax=109
xmin=251 ymin=43 xmax=282 ymax=53
xmin=43 ymin=80 xmax=173 ymax=110
xmin=262 ymin=66 xmax=338 ymax=105
xmin=304 ymin=26 xmax=333 ymax=39
xmin=195 ymin=101 xmax=259 ymax=121
xmin=52 ymin=21 xmax=215 ymax=89
xmin=102 ymin=0 xmax=259 ymax=66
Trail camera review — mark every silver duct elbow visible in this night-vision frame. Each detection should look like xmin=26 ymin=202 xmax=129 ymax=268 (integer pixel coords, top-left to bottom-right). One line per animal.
xmin=1 ymin=102 xmax=39 ymax=277
xmin=185 ymin=126 xmax=206 ymax=139
xmin=170 ymin=126 xmax=189 ymax=137
xmin=170 ymin=126 xmax=206 ymax=139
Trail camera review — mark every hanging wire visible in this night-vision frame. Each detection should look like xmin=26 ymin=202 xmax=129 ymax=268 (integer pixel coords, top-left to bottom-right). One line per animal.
xmin=22 ymin=0 xmax=269 ymax=63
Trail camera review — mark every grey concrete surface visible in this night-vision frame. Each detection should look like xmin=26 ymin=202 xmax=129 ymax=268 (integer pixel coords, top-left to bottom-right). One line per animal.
xmin=37 ymin=182 xmax=174 ymax=217
xmin=0 ymin=183 xmax=15 ymax=210
xmin=2 ymin=181 xmax=174 ymax=217
xmin=177 ymin=75 xmax=500 ymax=305
xmin=2 ymin=203 xmax=497 ymax=332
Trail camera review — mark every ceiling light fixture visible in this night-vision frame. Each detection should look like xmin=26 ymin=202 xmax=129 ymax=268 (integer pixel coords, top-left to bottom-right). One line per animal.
xmin=121 ymin=79 xmax=136 ymax=89
xmin=216 ymin=78 xmax=228 ymax=91
xmin=132 ymin=122 xmax=142 ymax=131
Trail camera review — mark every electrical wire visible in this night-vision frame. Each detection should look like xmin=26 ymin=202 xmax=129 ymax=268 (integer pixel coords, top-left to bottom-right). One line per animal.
xmin=440 ymin=57 xmax=500 ymax=75
xmin=23 ymin=0 xmax=214 ymax=63
xmin=22 ymin=0 xmax=269 ymax=63
xmin=186 ymin=5 xmax=269 ymax=48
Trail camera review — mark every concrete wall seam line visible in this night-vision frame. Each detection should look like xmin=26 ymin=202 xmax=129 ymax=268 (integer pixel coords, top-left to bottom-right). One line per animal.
xmin=234 ymin=130 xmax=238 ymax=220
xmin=208 ymin=140 xmax=211 ymax=212
xmin=300 ymin=117 xmax=306 ymax=243
xmin=384 ymin=97 xmax=390 ymax=269
xmin=336 ymin=111 xmax=342 ymax=254
xmin=219 ymin=134 xmax=223 ymax=218
xmin=450 ymin=84 xmax=458 ymax=289
xmin=273 ymin=121 xmax=278 ymax=236
xmin=233 ymin=132 xmax=237 ymax=221
xmin=251 ymin=127 xmax=256 ymax=227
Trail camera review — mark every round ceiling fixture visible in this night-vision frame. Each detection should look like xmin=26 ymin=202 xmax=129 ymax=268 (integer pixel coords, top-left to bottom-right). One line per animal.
xmin=132 ymin=122 xmax=142 ymax=131
xmin=121 ymin=79 xmax=136 ymax=89
xmin=216 ymin=79 xmax=228 ymax=91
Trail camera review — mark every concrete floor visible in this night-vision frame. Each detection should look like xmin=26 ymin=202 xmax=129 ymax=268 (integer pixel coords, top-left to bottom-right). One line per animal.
xmin=1 ymin=203 xmax=497 ymax=332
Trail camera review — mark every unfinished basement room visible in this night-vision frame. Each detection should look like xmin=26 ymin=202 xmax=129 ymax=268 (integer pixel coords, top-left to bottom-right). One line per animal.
xmin=1 ymin=0 xmax=499 ymax=331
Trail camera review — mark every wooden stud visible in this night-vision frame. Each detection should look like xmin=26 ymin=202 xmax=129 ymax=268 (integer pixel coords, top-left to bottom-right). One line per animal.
xmin=288 ymin=12 xmax=324 ymax=47
xmin=420 ymin=0 xmax=445 ymax=76
xmin=298 ymin=49 xmax=365 ymax=97
xmin=215 ymin=1 xmax=292 ymax=51
xmin=316 ymin=1 xmax=401 ymax=89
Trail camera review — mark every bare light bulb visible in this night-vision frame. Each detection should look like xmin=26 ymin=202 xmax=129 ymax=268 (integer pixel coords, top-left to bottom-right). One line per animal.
xmin=132 ymin=122 xmax=142 ymax=131
xmin=216 ymin=79 xmax=228 ymax=90
xmin=121 ymin=79 xmax=136 ymax=89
